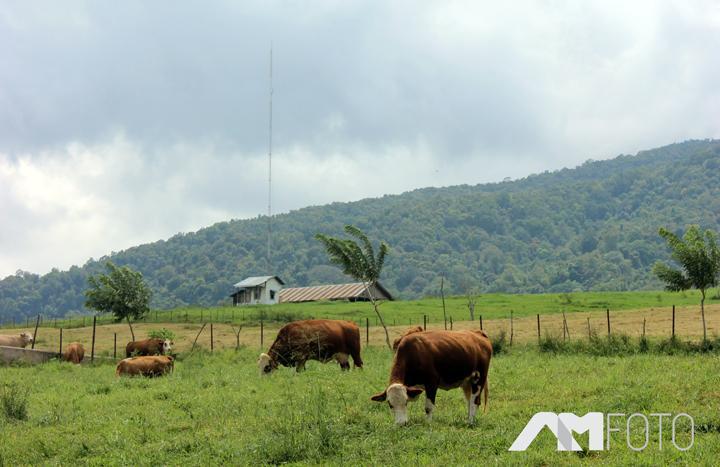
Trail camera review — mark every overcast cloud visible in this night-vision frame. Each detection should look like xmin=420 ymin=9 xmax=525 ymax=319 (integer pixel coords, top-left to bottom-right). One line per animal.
xmin=1 ymin=1 xmax=719 ymax=277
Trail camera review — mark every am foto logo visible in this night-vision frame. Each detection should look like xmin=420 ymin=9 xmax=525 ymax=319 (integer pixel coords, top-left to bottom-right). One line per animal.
xmin=509 ymin=412 xmax=694 ymax=452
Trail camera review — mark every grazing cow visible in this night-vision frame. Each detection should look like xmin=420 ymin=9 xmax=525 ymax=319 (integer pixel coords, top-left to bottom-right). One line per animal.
xmin=258 ymin=319 xmax=363 ymax=374
xmin=63 ymin=342 xmax=85 ymax=364
xmin=125 ymin=338 xmax=172 ymax=358
xmin=371 ymin=329 xmax=492 ymax=425
xmin=0 ymin=332 xmax=34 ymax=348
xmin=392 ymin=326 xmax=424 ymax=351
xmin=116 ymin=355 xmax=174 ymax=377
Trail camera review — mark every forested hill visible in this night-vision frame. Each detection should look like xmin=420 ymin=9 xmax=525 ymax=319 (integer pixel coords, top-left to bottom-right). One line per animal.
xmin=2 ymin=139 xmax=720 ymax=320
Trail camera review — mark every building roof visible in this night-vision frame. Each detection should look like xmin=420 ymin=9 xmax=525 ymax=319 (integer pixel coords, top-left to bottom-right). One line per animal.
xmin=279 ymin=282 xmax=392 ymax=303
xmin=233 ymin=276 xmax=285 ymax=288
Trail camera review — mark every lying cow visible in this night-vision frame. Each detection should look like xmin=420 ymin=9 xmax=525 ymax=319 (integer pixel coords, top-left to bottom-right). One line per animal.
xmin=371 ymin=329 xmax=492 ymax=425
xmin=125 ymin=338 xmax=172 ymax=358
xmin=63 ymin=342 xmax=85 ymax=364
xmin=116 ymin=355 xmax=174 ymax=377
xmin=392 ymin=326 xmax=424 ymax=351
xmin=0 ymin=332 xmax=34 ymax=348
xmin=258 ymin=319 xmax=363 ymax=374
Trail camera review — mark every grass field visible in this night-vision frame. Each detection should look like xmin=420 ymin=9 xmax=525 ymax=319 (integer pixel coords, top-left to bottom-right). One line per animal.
xmin=1 ymin=345 xmax=718 ymax=465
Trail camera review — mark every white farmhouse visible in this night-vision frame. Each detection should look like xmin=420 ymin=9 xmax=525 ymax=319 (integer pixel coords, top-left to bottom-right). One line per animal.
xmin=230 ymin=276 xmax=284 ymax=306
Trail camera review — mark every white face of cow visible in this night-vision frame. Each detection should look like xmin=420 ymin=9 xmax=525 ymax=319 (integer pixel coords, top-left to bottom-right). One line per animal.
xmin=21 ymin=332 xmax=34 ymax=345
xmin=162 ymin=340 xmax=173 ymax=354
xmin=257 ymin=353 xmax=275 ymax=376
xmin=371 ymin=383 xmax=424 ymax=425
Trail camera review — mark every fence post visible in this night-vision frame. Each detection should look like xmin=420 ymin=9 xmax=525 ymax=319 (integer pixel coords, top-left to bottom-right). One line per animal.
xmin=210 ymin=323 xmax=214 ymax=352
xmin=479 ymin=315 xmax=483 ymax=331
xmin=587 ymin=318 xmax=591 ymax=339
xmin=562 ymin=312 xmax=570 ymax=340
xmin=91 ymin=316 xmax=97 ymax=362
xmin=260 ymin=319 xmax=264 ymax=349
xmin=31 ymin=315 xmax=40 ymax=349
xmin=606 ymin=309 xmax=611 ymax=336
xmin=366 ymin=317 xmax=369 ymax=345
xmin=450 ymin=316 xmax=453 ymax=330
xmin=672 ymin=305 xmax=675 ymax=338
xmin=642 ymin=318 xmax=646 ymax=337
xmin=536 ymin=314 xmax=541 ymax=343
xmin=423 ymin=315 xmax=427 ymax=331
xmin=510 ymin=311 xmax=514 ymax=345
xmin=114 ymin=333 xmax=117 ymax=359
xmin=59 ymin=328 xmax=63 ymax=356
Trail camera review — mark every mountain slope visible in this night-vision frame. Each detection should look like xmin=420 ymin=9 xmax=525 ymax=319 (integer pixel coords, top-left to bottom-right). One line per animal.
xmin=2 ymin=139 xmax=720 ymax=320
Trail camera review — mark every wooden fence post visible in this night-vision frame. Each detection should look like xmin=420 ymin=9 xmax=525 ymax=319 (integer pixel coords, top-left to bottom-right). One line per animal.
xmin=606 ymin=309 xmax=611 ymax=336
xmin=114 ymin=333 xmax=117 ymax=359
xmin=642 ymin=318 xmax=646 ymax=337
xmin=536 ymin=314 xmax=541 ymax=343
xmin=510 ymin=311 xmax=514 ymax=345
xmin=450 ymin=316 xmax=453 ymax=330
xmin=59 ymin=328 xmax=63 ymax=355
xmin=586 ymin=318 xmax=591 ymax=339
xmin=31 ymin=315 xmax=40 ymax=349
xmin=210 ymin=323 xmax=214 ymax=352
xmin=562 ymin=312 xmax=570 ymax=340
xmin=479 ymin=315 xmax=483 ymax=331
xmin=423 ymin=315 xmax=427 ymax=331
xmin=260 ymin=319 xmax=264 ymax=349
xmin=672 ymin=305 xmax=675 ymax=338
xmin=91 ymin=315 xmax=97 ymax=362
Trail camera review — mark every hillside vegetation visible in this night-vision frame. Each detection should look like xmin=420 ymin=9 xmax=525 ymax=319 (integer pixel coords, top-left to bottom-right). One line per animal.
xmin=1 ymin=139 xmax=720 ymax=320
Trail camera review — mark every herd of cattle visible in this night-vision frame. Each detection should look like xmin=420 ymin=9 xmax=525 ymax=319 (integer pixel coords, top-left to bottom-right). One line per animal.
xmin=0 ymin=319 xmax=493 ymax=424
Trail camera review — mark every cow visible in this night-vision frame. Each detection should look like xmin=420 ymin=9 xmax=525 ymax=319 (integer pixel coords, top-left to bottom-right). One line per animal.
xmin=116 ymin=355 xmax=174 ymax=377
xmin=0 ymin=332 xmax=34 ymax=348
xmin=392 ymin=326 xmax=424 ymax=351
xmin=258 ymin=319 xmax=363 ymax=375
xmin=125 ymin=338 xmax=173 ymax=358
xmin=63 ymin=342 xmax=85 ymax=364
xmin=371 ymin=329 xmax=492 ymax=425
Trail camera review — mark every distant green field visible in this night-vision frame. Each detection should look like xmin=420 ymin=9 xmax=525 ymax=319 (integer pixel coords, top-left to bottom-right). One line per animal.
xmin=6 ymin=289 xmax=709 ymax=331
xmin=0 ymin=345 xmax=717 ymax=464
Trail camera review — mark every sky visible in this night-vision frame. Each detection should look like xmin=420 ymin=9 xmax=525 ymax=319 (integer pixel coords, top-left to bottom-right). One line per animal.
xmin=1 ymin=1 xmax=719 ymax=278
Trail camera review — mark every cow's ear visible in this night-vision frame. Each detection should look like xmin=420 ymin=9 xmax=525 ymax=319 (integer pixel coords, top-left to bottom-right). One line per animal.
xmin=406 ymin=386 xmax=424 ymax=399
xmin=370 ymin=391 xmax=387 ymax=402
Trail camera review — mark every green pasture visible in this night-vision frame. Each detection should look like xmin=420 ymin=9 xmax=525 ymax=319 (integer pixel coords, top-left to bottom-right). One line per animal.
xmin=1 ymin=344 xmax=718 ymax=465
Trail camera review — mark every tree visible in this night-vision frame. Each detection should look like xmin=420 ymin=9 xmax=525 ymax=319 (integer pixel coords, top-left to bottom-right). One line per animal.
xmin=653 ymin=226 xmax=720 ymax=341
xmin=315 ymin=225 xmax=392 ymax=349
xmin=85 ymin=261 xmax=152 ymax=341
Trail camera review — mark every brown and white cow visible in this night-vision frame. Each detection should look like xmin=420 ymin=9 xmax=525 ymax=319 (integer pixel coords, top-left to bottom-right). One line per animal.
xmin=116 ymin=355 xmax=174 ymax=377
xmin=0 ymin=332 xmax=34 ymax=348
xmin=125 ymin=338 xmax=172 ymax=358
xmin=63 ymin=342 xmax=85 ymax=364
xmin=258 ymin=319 xmax=363 ymax=374
xmin=371 ymin=329 xmax=492 ymax=425
xmin=392 ymin=326 xmax=424 ymax=351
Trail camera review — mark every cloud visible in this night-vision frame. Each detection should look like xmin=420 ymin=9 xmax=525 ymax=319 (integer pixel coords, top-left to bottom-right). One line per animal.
xmin=0 ymin=1 xmax=719 ymax=276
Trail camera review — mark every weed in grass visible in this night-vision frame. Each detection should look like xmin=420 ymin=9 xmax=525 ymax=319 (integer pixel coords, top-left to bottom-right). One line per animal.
xmin=490 ymin=330 xmax=508 ymax=355
xmin=1 ymin=383 xmax=29 ymax=422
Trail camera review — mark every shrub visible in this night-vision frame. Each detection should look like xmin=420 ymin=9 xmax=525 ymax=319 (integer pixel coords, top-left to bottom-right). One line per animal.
xmin=147 ymin=328 xmax=176 ymax=341
xmin=1 ymin=383 xmax=29 ymax=422
xmin=491 ymin=330 xmax=508 ymax=355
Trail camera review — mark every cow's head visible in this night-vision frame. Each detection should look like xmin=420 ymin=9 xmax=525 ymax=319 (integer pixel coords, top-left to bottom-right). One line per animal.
xmin=257 ymin=353 xmax=277 ymax=375
xmin=371 ymin=383 xmax=424 ymax=425
xmin=20 ymin=332 xmax=34 ymax=347
xmin=162 ymin=340 xmax=173 ymax=354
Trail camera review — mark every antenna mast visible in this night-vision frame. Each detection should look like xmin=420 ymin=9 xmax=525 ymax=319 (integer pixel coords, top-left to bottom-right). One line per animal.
xmin=267 ymin=45 xmax=273 ymax=274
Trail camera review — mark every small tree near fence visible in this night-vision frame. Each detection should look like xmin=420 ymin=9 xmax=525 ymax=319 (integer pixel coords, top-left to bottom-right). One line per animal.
xmin=653 ymin=225 xmax=720 ymax=342
xmin=84 ymin=261 xmax=152 ymax=342
xmin=316 ymin=225 xmax=392 ymax=349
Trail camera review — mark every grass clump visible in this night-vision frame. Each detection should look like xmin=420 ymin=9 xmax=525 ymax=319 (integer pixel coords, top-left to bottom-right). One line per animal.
xmin=1 ymin=383 xmax=29 ymax=422
xmin=538 ymin=333 xmax=720 ymax=356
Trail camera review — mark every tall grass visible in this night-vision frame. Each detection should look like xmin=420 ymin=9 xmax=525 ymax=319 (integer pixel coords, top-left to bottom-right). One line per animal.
xmin=538 ymin=333 xmax=720 ymax=356
xmin=1 ymin=383 xmax=29 ymax=422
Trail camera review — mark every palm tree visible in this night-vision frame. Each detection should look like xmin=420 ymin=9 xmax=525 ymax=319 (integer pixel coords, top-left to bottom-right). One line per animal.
xmin=653 ymin=225 xmax=720 ymax=342
xmin=315 ymin=225 xmax=392 ymax=349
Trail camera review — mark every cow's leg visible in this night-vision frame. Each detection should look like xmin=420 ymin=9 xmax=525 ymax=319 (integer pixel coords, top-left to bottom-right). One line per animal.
xmin=424 ymin=386 xmax=437 ymax=421
xmin=335 ymin=353 xmax=350 ymax=371
xmin=350 ymin=349 xmax=363 ymax=369
xmin=467 ymin=371 xmax=483 ymax=423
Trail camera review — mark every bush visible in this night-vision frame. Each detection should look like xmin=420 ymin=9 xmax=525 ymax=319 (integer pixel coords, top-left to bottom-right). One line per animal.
xmin=1 ymin=383 xmax=29 ymax=422
xmin=490 ymin=330 xmax=508 ymax=355
xmin=147 ymin=328 xmax=176 ymax=341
